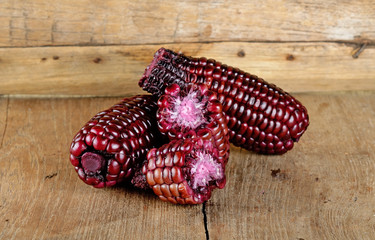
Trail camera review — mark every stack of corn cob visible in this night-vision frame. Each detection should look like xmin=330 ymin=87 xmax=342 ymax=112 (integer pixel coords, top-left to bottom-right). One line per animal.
xmin=69 ymin=48 xmax=309 ymax=204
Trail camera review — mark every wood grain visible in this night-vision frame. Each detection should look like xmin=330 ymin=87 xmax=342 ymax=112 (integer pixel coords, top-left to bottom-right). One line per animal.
xmin=206 ymin=92 xmax=375 ymax=240
xmin=0 ymin=42 xmax=374 ymax=96
xmin=0 ymin=0 xmax=374 ymax=47
xmin=0 ymin=97 xmax=206 ymax=240
xmin=0 ymin=92 xmax=375 ymax=239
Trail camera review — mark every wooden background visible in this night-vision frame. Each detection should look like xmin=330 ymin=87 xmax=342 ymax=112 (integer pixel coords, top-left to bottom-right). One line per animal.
xmin=0 ymin=0 xmax=374 ymax=96
xmin=0 ymin=0 xmax=375 ymax=239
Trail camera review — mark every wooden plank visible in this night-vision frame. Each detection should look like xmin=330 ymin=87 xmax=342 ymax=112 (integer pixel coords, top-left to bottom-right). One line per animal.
xmin=0 ymin=97 xmax=206 ymax=239
xmin=0 ymin=0 xmax=374 ymax=47
xmin=206 ymin=91 xmax=375 ymax=239
xmin=0 ymin=42 xmax=374 ymax=96
xmin=1 ymin=92 xmax=375 ymax=238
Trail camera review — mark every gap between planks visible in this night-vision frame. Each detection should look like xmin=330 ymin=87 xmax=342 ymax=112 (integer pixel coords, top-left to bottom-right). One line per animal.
xmin=0 ymin=39 xmax=373 ymax=49
xmin=202 ymin=202 xmax=210 ymax=240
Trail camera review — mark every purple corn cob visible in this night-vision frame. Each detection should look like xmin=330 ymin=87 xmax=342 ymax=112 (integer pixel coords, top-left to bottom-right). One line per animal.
xmin=142 ymin=138 xmax=226 ymax=204
xmin=69 ymin=95 xmax=163 ymax=188
xmin=139 ymin=48 xmax=309 ymax=154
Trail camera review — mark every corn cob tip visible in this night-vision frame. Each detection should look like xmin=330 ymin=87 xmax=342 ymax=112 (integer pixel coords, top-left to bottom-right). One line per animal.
xmin=143 ymin=138 xmax=226 ymax=204
xmin=69 ymin=95 xmax=163 ymax=188
xmin=139 ymin=48 xmax=168 ymax=94
xmin=81 ymin=152 xmax=106 ymax=173
xmin=131 ymin=166 xmax=151 ymax=190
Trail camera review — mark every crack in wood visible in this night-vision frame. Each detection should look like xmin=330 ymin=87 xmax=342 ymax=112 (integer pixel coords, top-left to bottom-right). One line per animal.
xmin=172 ymin=13 xmax=180 ymax=41
xmin=202 ymin=202 xmax=209 ymax=240
xmin=0 ymin=96 xmax=9 ymax=150
xmin=0 ymin=39 xmax=373 ymax=49
xmin=44 ymin=173 xmax=58 ymax=180
xmin=352 ymin=41 xmax=368 ymax=58
xmin=51 ymin=20 xmax=57 ymax=44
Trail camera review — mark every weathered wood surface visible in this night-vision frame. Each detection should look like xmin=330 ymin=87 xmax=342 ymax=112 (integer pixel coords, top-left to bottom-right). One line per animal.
xmin=0 ymin=42 xmax=374 ymax=96
xmin=207 ymin=91 xmax=375 ymax=239
xmin=0 ymin=96 xmax=206 ymax=240
xmin=0 ymin=0 xmax=374 ymax=47
xmin=1 ymin=92 xmax=375 ymax=239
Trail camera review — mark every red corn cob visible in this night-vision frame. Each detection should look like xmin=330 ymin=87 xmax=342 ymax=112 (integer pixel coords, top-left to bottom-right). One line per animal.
xmin=142 ymin=138 xmax=226 ymax=204
xmin=157 ymin=83 xmax=230 ymax=165
xmin=139 ymin=48 xmax=309 ymax=154
xmin=69 ymin=95 xmax=164 ymax=188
